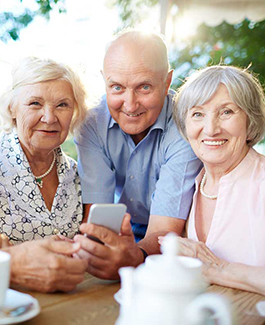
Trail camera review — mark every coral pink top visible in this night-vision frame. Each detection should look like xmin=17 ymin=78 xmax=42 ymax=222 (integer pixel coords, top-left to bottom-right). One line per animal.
xmin=187 ymin=148 xmax=265 ymax=266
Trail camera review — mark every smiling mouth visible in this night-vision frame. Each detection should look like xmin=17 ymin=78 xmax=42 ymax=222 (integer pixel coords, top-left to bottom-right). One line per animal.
xmin=123 ymin=112 xmax=143 ymax=117
xmin=38 ymin=130 xmax=59 ymax=133
xmin=203 ymin=140 xmax=227 ymax=146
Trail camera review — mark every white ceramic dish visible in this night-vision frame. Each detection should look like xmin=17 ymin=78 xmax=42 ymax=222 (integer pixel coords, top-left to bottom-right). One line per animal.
xmin=0 ymin=289 xmax=40 ymax=324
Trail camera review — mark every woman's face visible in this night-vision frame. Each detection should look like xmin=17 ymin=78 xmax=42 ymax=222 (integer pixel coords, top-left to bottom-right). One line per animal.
xmin=185 ymin=84 xmax=249 ymax=173
xmin=11 ymin=80 xmax=75 ymax=157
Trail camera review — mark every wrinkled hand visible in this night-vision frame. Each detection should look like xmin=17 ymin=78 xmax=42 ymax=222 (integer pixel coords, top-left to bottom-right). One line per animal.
xmin=74 ymin=214 xmax=144 ymax=280
xmin=8 ymin=237 xmax=88 ymax=293
xmin=158 ymin=236 xmax=228 ymax=284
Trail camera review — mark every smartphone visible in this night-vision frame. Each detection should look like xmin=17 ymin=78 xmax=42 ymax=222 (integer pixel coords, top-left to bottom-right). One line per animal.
xmin=86 ymin=203 xmax=127 ymax=243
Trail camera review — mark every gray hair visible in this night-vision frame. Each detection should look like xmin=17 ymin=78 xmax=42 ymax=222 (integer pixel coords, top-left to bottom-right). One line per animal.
xmin=0 ymin=56 xmax=88 ymax=133
xmin=173 ymin=65 xmax=265 ymax=147
xmin=104 ymin=28 xmax=170 ymax=78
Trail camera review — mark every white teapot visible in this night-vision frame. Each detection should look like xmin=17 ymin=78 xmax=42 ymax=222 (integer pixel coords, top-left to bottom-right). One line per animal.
xmin=115 ymin=233 xmax=233 ymax=325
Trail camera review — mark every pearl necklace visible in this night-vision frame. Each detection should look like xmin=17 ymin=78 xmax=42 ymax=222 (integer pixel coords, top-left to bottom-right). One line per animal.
xmin=200 ymin=173 xmax=218 ymax=200
xmin=32 ymin=152 xmax=56 ymax=188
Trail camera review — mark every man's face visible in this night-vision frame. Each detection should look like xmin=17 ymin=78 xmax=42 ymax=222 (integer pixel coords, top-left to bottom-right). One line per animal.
xmin=102 ymin=40 xmax=172 ymax=144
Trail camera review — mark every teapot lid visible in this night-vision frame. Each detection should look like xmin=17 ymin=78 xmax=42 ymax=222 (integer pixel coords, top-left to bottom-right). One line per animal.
xmin=135 ymin=233 xmax=207 ymax=292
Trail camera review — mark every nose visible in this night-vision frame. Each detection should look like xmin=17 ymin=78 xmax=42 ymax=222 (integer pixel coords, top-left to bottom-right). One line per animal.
xmin=123 ymin=90 xmax=139 ymax=113
xmin=40 ymin=107 xmax=57 ymax=124
xmin=203 ymin=115 xmax=221 ymax=136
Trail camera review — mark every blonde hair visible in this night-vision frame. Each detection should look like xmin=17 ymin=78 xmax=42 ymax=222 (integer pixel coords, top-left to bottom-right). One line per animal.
xmin=173 ymin=65 xmax=265 ymax=147
xmin=0 ymin=57 xmax=88 ymax=133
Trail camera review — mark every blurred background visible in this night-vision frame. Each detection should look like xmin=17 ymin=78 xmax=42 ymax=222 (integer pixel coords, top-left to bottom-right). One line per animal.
xmin=1 ymin=0 xmax=265 ymax=158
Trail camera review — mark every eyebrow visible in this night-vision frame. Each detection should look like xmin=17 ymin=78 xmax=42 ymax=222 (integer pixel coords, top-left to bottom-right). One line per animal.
xmin=192 ymin=101 xmax=237 ymax=109
xmin=106 ymin=78 xmax=154 ymax=86
xmin=27 ymin=96 xmax=72 ymax=102
xmin=27 ymin=96 xmax=43 ymax=100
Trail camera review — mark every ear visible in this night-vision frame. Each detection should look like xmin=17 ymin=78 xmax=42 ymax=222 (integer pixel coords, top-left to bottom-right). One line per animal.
xmin=165 ymin=70 xmax=173 ymax=95
xmin=9 ymin=104 xmax=17 ymax=119
xmin=100 ymin=69 xmax=105 ymax=80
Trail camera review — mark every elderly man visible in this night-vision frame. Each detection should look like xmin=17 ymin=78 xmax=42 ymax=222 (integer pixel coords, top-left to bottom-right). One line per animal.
xmin=74 ymin=30 xmax=202 ymax=279
xmin=1 ymin=235 xmax=87 ymax=292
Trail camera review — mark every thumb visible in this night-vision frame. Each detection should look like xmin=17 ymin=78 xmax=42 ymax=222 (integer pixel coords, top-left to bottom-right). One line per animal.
xmin=48 ymin=240 xmax=81 ymax=256
xmin=120 ymin=213 xmax=133 ymax=236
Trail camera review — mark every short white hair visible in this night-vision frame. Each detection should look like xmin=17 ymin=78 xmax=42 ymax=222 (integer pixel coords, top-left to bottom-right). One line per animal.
xmin=0 ymin=56 xmax=88 ymax=133
xmin=173 ymin=65 xmax=265 ymax=147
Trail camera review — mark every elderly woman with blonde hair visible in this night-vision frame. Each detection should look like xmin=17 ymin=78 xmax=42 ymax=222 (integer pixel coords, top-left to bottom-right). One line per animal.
xmin=160 ymin=65 xmax=265 ymax=295
xmin=0 ymin=57 xmax=87 ymax=244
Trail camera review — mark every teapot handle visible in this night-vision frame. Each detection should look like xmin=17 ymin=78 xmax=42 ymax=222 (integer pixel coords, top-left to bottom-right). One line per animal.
xmin=185 ymin=293 xmax=234 ymax=325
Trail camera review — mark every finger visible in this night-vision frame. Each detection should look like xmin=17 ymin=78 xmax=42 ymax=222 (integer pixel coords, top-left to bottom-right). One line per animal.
xmin=79 ymin=223 xmax=120 ymax=247
xmin=120 ymin=214 xmax=133 ymax=236
xmin=74 ymin=234 xmax=111 ymax=259
xmin=158 ymin=236 xmax=164 ymax=245
xmin=86 ymin=261 xmax=119 ymax=280
xmin=0 ymin=234 xmax=10 ymax=248
xmin=48 ymin=240 xmax=82 ymax=256
xmin=86 ymin=253 xmax=110 ymax=270
xmin=62 ymin=257 xmax=88 ymax=274
xmin=73 ymin=248 xmax=91 ymax=260
xmin=176 ymin=237 xmax=197 ymax=257
xmin=52 ymin=234 xmax=74 ymax=242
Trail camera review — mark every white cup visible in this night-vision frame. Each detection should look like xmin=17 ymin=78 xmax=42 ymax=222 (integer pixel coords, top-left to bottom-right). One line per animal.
xmin=0 ymin=251 xmax=10 ymax=309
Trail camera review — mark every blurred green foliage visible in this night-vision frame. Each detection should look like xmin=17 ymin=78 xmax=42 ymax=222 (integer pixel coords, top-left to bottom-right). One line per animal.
xmin=61 ymin=135 xmax=77 ymax=161
xmin=112 ymin=0 xmax=158 ymax=28
xmin=169 ymin=19 xmax=265 ymax=89
xmin=0 ymin=0 xmax=66 ymax=42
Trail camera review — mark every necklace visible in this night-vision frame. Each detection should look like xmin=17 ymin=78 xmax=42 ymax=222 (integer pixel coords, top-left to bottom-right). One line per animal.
xmin=200 ymin=173 xmax=218 ymax=200
xmin=32 ymin=152 xmax=56 ymax=188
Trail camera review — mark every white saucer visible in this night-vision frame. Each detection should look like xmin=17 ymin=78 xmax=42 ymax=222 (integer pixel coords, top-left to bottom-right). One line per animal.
xmin=0 ymin=289 xmax=40 ymax=324
xmin=114 ymin=289 xmax=122 ymax=305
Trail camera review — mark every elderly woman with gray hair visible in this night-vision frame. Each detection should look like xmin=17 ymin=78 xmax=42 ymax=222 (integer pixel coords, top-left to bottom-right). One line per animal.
xmin=0 ymin=57 xmax=87 ymax=244
xmin=160 ymin=65 xmax=265 ymax=295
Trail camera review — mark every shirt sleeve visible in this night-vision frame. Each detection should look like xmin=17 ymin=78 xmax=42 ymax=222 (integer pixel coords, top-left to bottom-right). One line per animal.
xmin=150 ymin=123 xmax=202 ymax=220
xmin=74 ymin=112 xmax=116 ymax=204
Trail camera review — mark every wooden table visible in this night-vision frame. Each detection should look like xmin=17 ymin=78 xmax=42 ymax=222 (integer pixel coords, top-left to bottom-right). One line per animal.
xmin=14 ymin=274 xmax=265 ymax=325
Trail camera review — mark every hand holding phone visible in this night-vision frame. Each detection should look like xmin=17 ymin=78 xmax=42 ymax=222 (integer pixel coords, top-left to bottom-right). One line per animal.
xmin=86 ymin=203 xmax=127 ymax=244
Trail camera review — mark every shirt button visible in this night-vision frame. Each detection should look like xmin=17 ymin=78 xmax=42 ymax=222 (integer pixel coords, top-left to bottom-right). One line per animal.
xmin=53 ymin=228 xmax=59 ymax=235
xmin=130 ymin=175 xmax=134 ymax=179
xmin=130 ymin=198 xmax=133 ymax=202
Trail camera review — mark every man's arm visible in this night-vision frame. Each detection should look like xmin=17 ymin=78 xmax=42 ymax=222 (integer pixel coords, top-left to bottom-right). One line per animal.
xmin=137 ymin=214 xmax=185 ymax=255
xmin=2 ymin=238 xmax=87 ymax=292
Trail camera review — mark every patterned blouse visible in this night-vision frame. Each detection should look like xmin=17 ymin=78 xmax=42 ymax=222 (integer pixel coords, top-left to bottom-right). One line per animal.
xmin=0 ymin=130 xmax=83 ymax=244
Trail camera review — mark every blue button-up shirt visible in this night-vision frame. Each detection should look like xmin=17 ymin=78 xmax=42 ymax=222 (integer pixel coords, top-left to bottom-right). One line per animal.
xmin=75 ymin=91 xmax=202 ymax=226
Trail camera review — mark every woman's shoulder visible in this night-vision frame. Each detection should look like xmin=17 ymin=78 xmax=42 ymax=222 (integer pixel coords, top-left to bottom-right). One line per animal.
xmin=0 ymin=130 xmax=22 ymax=167
xmin=248 ymin=148 xmax=265 ymax=182
xmin=250 ymin=148 xmax=265 ymax=167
